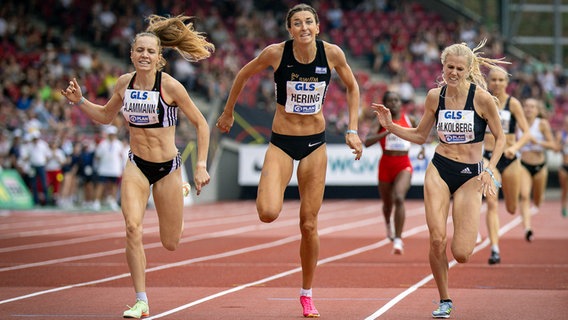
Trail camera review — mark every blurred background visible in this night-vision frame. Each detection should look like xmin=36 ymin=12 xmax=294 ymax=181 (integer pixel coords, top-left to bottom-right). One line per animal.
xmin=0 ymin=0 xmax=565 ymax=209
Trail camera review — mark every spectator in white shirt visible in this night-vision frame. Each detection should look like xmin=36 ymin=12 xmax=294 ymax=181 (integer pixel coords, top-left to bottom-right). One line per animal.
xmin=45 ymin=139 xmax=67 ymax=206
xmin=93 ymin=126 xmax=125 ymax=211
xmin=26 ymin=131 xmax=51 ymax=205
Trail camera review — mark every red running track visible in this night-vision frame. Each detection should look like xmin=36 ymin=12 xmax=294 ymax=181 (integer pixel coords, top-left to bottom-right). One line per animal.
xmin=0 ymin=197 xmax=567 ymax=319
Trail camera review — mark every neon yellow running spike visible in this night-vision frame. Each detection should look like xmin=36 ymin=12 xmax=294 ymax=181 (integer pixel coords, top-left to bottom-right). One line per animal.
xmin=123 ymin=300 xmax=149 ymax=318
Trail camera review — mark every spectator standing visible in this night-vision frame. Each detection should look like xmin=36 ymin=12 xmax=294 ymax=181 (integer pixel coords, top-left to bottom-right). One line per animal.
xmin=45 ymin=139 xmax=67 ymax=206
xmin=77 ymin=140 xmax=97 ymax=210
xmin=26 ymin=131 xmax=52 ymax=205
xmin=8 ymin=131 xmax=31 ymax=189
xmin=93 ymin=126 xmax=126 ymax=211
xmin=58 ymin=141 xmax=82 ymax=209
xmin=326 ymin=0 xmax=343 ymax=30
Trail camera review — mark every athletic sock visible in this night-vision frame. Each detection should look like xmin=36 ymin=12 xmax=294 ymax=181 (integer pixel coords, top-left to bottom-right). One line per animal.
xmin=491 ymin=245 xmax=500 ymax=253
xmin=136 ymin=292 xmax=148 ymax=303
xmin=300 ymin=288 xmax=312 ymax=297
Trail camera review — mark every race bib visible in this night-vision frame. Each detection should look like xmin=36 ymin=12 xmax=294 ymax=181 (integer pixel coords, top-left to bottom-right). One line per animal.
xmin=284 ymin=81 xmax=326 ymax=115
xmin=385 ymin=133 xmax=411 ymax=151
xmin=487 ymin=109 xmax=511 ymax=133
xmin=499 ymin=110 xmax=512 ymax=133
xmin=122 ymin=90 xmax=160 ymax=125
xmin=437 ymin=110 xmax=475 ymax=143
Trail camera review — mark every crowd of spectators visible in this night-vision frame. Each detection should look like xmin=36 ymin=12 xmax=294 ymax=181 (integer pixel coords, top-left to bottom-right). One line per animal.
xmin=1 ymin=0 xmax=566 ymax=207
xmin=1 ymin=124 xmax=127 ymax=209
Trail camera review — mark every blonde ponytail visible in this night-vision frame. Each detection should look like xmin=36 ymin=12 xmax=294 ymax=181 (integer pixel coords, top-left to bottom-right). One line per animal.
xmin=133 ymin=14 xmax=215 ymax=70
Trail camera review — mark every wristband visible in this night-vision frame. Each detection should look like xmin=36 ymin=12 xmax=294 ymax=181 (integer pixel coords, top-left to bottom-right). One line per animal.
xmin=69 ymin=97 xmax=85 ymax=105
xmin=484 ymin=167 xmax=502 ymax=188
xmin=345 ymin=129 xmax=358 ymax=135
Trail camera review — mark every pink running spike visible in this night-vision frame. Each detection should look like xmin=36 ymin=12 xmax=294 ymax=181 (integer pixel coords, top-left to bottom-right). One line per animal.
xmin=300 ymin=296 xmax=320 ymax=318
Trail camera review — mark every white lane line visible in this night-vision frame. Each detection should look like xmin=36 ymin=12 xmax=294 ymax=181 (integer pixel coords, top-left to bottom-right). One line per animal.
xmin=0 ymin=199 xmax=356 ymax=235
xmin=0 ymin=220 xmax=127 ymax=239
xmin=0 ymin=214 xmax=118 ymax=230
xmin=0 ymin=203 xmax=380 ymax=272
xmin=0 ymin=213 xmax=257 ymax=253
xmin=0 ymin=200 xmax=356 ymax=252
xmin=0 ymin=204 xmax=391 ymax=304
xmin=0 ymin=217 xmax=376 ymax=305
xmin=145 ymin=223 xmax=429 ymax=319
xmin=363 ymin=215 xmax=523 ymax=320
xmin=0 ymin=209 xmax=255 ymax=240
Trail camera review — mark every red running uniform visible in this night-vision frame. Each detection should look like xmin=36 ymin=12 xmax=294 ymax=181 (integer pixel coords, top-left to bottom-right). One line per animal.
xmin=378 ymin=113 xmax=413 ymax=183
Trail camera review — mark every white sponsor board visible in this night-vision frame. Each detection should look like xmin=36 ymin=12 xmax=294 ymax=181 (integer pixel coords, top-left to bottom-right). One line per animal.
xmin=238 ymin=144 xmax=436 ymax=186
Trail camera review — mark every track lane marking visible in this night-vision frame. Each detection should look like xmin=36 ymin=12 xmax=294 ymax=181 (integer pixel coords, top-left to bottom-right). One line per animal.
xmin=0 ymin=202 xmax=401 ymax=304
xmin=0 ymin=202 xmax=380 ymax=272
xmin=0 ymin=200 xmax=357 ymax=251
xmin=363 ymin=214 xmax=524 ymax=319
xmin=145 ymin=223 xmax=429 ymax=319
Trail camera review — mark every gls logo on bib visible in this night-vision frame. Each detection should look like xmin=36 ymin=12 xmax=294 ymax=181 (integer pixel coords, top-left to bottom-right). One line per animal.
xmin=285 ymin=81 xmax=326 ymax=115
xmin=130 ymin=91 xmax=150 ymax=100
xmin=444 ymin=110 xmax=463 ymax=120
xmin=437 ymin=110 xmax=475 ymax=144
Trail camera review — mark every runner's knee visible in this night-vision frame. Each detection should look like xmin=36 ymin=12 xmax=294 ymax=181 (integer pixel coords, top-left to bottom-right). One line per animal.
xmin=452 ymin=250 xmax=471 ymax=263
xmin=161 ymin=236 xmax=180 ymax=251
xmin=256 ymin=195 xmax=282 ymax=223
xmin=299 ymin=217 xmax=317 ymax=236
xmin=429 ymin=235 xmax=446 ymax=254
xmin=258 ymin=207 xmax=280 ymax=223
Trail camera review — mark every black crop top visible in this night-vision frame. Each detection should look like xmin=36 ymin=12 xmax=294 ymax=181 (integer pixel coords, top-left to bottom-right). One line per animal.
xmin=490 ymin=96 xmax=516 ymax=135
xmin=273 ymin=40 xmax=331 ymax=115
xmin=435 ymin=83 xmax=487 ymax=144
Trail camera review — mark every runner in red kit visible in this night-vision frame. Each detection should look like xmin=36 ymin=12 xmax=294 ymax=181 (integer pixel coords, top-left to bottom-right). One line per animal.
xmin=365 ymin=91 xmax=423 ymax=254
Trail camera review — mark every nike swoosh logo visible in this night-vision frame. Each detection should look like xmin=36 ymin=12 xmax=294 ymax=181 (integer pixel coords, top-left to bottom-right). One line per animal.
xmin=287 ymin=65 xmax=294 ymax=68
xmin=308 ymin=141 xmax=322 ymax=147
